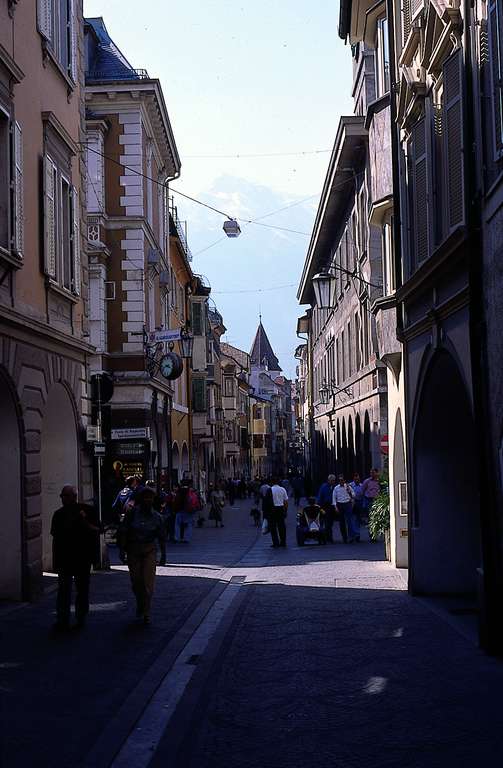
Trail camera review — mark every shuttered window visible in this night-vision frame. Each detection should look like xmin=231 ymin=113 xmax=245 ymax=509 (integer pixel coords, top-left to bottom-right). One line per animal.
xmin=191 ymin=301 xmax=203 ymax=335
xmin=489 ymin=0 xmax=503 ymax=158
xmin=443 ymin=48 xmax=465 ymax=232
xmin=37 ymin=0 xmax=77 ymax=83
xmin=402 ymin=0 xmax=412 ymax=45
xmin=192 ymin=378 xmax=207 ymax=413
xmin=14 ymin=122 xmax=23 ymax=258
xmin=43 ymin=154 xmax=57 ymax=279
xmin=71 ymin=186 xmax=81 ymax=295
xmin=410 ymin=115 xmax=430 ymax=266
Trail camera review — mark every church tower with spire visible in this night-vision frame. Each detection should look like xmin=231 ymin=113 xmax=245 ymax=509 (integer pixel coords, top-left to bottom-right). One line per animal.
xmin=249 ymin=316 xmax=282 ymax=379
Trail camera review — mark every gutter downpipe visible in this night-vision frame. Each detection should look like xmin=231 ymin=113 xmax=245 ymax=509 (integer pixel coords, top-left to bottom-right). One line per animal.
xmin=463 ymin=0 xmax=503 ymax=655
xmin=165 ymin=168 xmax=181 ymax=490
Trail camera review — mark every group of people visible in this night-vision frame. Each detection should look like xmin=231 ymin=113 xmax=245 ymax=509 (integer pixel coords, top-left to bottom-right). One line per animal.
xmin=314 ymin=469 xmax=381 ymax=544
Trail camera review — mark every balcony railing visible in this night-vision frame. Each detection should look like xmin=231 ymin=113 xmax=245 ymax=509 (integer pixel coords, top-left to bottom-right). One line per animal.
xmin=169 ymin=196 xmax=192 ymax=261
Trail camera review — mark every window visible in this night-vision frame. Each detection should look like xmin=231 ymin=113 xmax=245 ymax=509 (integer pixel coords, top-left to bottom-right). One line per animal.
xmin=224 ymin=377 xmax=235 ymax=397
xmin=192 ymin=378 xmax=207 ymax=412
xmin=347 ymin=320 xmax=352 ymax=377
xmin=37 ymin=0 xmax=77 ymax=82
xmin=375 ymin=17 xmax=390 ymax=98
xmin=355 ymin=312 xmax=361 ymax=371
xmin=382 ymin=217 xmax=395 ymax=294
xmin=0 ymin=108 xmax=23 ymax=258
xmin=191 ymin=301 xmax=203 ymax=335
xmin=85 ymin=132 xmax=104 ymax=213
xmin=489 ymin=0 xmax=503 ymax=157
xmin=255 ymin=406 xmax=262 ymax=420
xmin=43 ymin=154 xmax=80 ymax=293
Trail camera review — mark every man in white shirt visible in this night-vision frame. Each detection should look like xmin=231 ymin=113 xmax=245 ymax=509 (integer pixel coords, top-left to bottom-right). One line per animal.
xmin=332 ymin=474 xmax=356 ymax=543
xmin=269 ymin=478 xmax=288 ymax=548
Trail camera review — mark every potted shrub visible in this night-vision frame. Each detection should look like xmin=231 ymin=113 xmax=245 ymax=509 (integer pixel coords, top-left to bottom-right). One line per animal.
xmin=368 ymin=488 xmax=391 ymax=561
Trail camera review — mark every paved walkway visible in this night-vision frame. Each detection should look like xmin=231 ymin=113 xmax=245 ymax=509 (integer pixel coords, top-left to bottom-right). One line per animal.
xmin=2 ymin=499 xmax=503 ymax=767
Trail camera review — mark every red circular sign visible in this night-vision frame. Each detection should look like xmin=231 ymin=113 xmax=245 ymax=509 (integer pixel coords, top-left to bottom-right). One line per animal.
xmin=380 ymin=435 xmax=389 ymax=455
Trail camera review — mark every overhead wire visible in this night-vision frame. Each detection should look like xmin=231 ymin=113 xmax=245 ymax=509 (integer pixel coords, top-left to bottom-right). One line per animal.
xmin=184 ymin=148 xmax=333 ymax=159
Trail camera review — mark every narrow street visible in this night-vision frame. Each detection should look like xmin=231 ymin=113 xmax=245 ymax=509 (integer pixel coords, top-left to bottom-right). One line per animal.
xmin=2 ymin=500 xmax=503 ymax=768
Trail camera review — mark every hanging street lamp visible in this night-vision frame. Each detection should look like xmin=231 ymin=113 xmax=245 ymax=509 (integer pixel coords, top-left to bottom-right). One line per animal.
xmin=319 ymin=380 xmax=330 ymax=405
xmin=179 ymin=328 xmax=194 ymax=360
xmin=312 ymin=270 xmax=336 ymax=309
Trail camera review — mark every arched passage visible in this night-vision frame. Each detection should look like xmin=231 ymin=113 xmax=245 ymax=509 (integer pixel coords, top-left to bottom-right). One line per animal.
xmin=412 ymin=351 xmax=481 ymax=595
xmin=0 ymin=370 xmax=22 ymax=599
xmin=41 ymin=383 xmax=79 ymax=571
xmin=355 ymin=413 xmax=362 ymax=470
xmin=393 ymin=408 xmax=408 ymax=567
xmin=172 ymin=441 xmax=180 ymax=484
xmin=341 ymin=419 xmax=348 ymax=479
xmin=181 ymin=442 xmax=189 ymax=478
xmin=363 ymin=411 xmax=372 ymax=478
xmin=348 ymin=416 xmax=355 ymax=477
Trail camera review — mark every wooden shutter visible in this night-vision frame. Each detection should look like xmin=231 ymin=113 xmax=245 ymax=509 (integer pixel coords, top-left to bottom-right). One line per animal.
xmin=71 ymin=186 xmax=81 ymax=295
xmin=37 ymin=0 xmax=52 ymax=41
xmin=411 ymin=0 xmax=422 ymax=19
xmin=192 ymin=378 xmax=206 ymax=412
xmin=191 ymin=301 xmax=203 ymax=335
xmin=489 ymin=0 xmax=503 ymax=158
xmin=411 ymin=116 xmax=430 ymax=265
xmin=43 ymin=154 xmax=57 ymax=279
xmin=402 ymin=0 xmax=412 ymax=44
xmin=443 ymin=48 xmax=465 ymax=232
xmin=14 ymin=122 xmax=23 ymax=258
xmin=69 ymin=0 xmax=78 ymax=82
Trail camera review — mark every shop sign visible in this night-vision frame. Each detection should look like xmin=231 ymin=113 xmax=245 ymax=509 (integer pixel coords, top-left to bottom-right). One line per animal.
xmin=111 ymin=427 xmax=150 ymax=440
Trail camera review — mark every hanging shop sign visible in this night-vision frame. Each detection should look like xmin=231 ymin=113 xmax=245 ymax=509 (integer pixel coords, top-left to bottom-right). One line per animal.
xmin=147 ymin=329 xmax=181 ymax=344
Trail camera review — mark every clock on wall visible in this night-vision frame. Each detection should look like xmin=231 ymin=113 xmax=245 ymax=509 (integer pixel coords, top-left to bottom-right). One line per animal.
xmin=159 ymin=352 xmax=184 ymax=381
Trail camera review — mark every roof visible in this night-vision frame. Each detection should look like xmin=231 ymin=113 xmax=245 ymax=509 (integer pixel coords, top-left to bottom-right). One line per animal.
xmin=85 ymin=18 xmax=146 ymax=82
xmin=250 ymin=322 xmax=281 ymax=372
xmin=297 ymin=116 xmax=367 ymax=305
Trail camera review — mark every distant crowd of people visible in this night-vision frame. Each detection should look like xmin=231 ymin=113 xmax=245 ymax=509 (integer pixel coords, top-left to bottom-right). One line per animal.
xmin=49 ymin=468 xmax=382 ymax=632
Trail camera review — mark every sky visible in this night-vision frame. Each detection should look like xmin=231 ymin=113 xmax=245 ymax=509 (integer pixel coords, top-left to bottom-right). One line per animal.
xmin=84 ymin=0 xmax=353 ymax=377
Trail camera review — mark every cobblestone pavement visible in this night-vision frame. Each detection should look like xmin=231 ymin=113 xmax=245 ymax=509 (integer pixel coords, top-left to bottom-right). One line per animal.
xmin=2 ymin=499 xmax=503 ymax=768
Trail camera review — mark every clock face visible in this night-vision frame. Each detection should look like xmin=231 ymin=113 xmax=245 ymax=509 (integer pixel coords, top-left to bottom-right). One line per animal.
xmin=159 ymin=353 xmax=183 ymax=380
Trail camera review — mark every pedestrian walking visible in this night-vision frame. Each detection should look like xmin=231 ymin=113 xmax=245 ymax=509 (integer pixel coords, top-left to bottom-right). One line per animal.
xmin=333 ymin=475 xmax=357 ymax=543
xmin=362 ymin=468 xmax=381 ymax=522
xmin=226 ymin=478 xmax=235 ymax=506
xmin=118 ymin=486 xmax=166 ymax=625
xmin=208 ymin=482 xmax=226 ymax=527
xmin=173 ymin=480 xmax=200 ymax=542
xmin=350 ymin=472 xmax=364 ymax=542
xmin=50 ymin=485 xmax=100 ymax=632
xmin=317 ymin=474 xmax=338 ymax=543
xmin=269 ymin=478 xmax=288 ymax=548
xmin=291 ymin=474 xmax=304 ymax=506
xmin=111 ymin=475 xmax=139 ymax=521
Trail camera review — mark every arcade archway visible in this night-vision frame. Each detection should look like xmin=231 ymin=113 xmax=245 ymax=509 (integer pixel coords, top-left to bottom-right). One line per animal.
xmin=0 ymin=370 xmax=22 ymax=599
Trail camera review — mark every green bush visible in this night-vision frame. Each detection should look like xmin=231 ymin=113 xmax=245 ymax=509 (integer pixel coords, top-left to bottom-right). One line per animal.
xmin=368 ymin=489 xmax=390 ymax=540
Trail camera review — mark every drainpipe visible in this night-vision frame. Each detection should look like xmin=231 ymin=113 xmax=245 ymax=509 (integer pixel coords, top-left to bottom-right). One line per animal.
xmin=462 ymin=0 xmax=503 ymax=655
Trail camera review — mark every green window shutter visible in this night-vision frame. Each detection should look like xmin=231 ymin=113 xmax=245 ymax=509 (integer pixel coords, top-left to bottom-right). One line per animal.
xmin=192 ymin=378 xmax=206 ymax=412
xmin=411 ymin=115 xmax=430 ymax=266
xmin=191 ymin=302 xmax=203 ymax=335
xmin=443 ymin=48 xmax=465 ymax=232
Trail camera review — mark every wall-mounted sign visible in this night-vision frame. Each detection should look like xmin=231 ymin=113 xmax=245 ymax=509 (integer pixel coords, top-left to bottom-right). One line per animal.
xmin=113 ymin=441 xmax=148 ymax=458
xmin=111 ymin=427 xmax=150 ymax=440
xmin=94 ymin=442 xmax=106 ymax=456
xmin=86 ymin=425 xmax=101 ymax=442
xmin=147 ymin=329 xmax=181 ymax=344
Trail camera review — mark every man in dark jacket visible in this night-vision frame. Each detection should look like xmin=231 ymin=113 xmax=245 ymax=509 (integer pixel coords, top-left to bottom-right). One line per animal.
xmin=51 ymin=485 xmax=100 ymax=631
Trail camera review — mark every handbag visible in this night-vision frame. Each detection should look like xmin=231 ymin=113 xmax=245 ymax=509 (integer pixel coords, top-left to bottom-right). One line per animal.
xmin=261 ymin=519 xmax=269 ymax=535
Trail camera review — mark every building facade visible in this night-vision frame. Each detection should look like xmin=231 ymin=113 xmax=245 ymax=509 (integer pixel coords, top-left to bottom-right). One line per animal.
xmin=84 ymin=17 xmax=182 ymax=505
xmin=0 ymin=0 xmax=92 ymax=600
xmin=339 ymin=0 xmax=503 ymax=650
xmin=221 ymin=342 xmax=251 ymax=479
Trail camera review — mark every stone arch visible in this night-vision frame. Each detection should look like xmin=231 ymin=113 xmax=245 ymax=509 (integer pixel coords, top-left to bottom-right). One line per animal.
xmin=363 ymin=411 xmax=372 ymax=478
xmin=172 ymin=441 xmax=180 ymax=483
xmin=181 ymin=441 xmax=190 ymax=477
xmin=412 ymin=351 xmax=480 ymax=595
xmin=41 ymin=382 xmax=79 ymax=571
xmin=347 ymin=415 xmax=355 ymax=477
xmin=0 ymin=367 xmax=23 ymax=599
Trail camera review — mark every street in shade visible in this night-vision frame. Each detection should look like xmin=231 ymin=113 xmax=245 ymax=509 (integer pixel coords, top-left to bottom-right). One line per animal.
xmin=1 ymin=499 xmax=503 ymax=768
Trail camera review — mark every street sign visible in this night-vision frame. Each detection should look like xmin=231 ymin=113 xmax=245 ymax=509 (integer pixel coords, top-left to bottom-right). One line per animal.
xmin=111 ymin=427 xmax=150 ymax=440
xmin=86 ymin=425 xmax=101 ymax=442
xmin=147 ymin=329 xmax=181 ymax=344
xmin=380 ymin=434 xmax=389 ymax=455
xmin=94 ymin=442 xmax=106 ymax=457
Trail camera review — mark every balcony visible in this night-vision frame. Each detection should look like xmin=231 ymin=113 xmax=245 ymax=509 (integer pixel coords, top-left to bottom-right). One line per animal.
xmin=169 ymin=197 xmax=192 ymax=262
